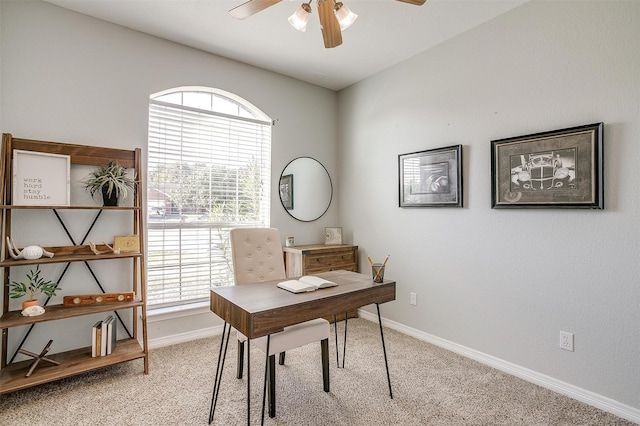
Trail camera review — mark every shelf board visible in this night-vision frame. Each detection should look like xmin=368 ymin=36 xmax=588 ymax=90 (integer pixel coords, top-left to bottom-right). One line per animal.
xmin=0 ymin=251 xmax=142 ymax=267
xmin=0 ymin=338 xmax=145 ymax=394
xmin=0 ymin=205 xmax=139 ymax=210
xmin=0 ymin=300 xmax=144 ymax=330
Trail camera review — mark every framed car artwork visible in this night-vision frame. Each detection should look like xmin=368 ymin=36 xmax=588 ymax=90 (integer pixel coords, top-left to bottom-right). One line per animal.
xmin=491 ymin=122 xmax=603 ymax=209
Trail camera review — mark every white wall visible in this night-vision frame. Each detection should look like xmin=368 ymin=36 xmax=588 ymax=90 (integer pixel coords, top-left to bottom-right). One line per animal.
xmin=338 ymin=0 xmax=639 ymax=418
xmin=0 ymin=1 xmax=338 ymax=344
xmin=3 ymin=0 xmax=639 ymax=421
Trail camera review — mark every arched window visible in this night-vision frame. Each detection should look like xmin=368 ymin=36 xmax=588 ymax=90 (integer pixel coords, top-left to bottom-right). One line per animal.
xmin=147 ymin=87 xmax=272 ymax=308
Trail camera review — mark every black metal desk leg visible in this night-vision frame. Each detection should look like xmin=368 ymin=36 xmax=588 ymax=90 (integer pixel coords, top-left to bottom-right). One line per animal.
xmin=209 ymin=322 xmax=231 ymax=424
xmin=376 ymin=303 xmax=393 ymax=399
xmin=333 ymin=315 xmax=341 ymax=367
xmin=333 ymin=312 xmax=349 ymax=368
xmin=247 ymin=339 xmax=251 ymax=425
xmin=342 ymin=311 xmax=348 ymax=368
xmin=261 ymin=335 xmax=271 ymax=425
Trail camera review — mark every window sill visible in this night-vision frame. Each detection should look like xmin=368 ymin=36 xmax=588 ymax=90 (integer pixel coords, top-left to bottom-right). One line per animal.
xmin=147 ymin=301 xmax=211 ymax=323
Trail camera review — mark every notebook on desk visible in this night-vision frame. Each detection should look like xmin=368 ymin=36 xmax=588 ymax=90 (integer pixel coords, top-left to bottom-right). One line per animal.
xmin=277 ymin=275 xmax=337 ymax=293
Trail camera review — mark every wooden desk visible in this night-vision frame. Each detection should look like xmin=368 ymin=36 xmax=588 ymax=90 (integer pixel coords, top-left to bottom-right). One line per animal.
xmin=283 ymin=245 xmax=360 ymax=322
xmin=208 ymin=270 xmax=396 ymax=425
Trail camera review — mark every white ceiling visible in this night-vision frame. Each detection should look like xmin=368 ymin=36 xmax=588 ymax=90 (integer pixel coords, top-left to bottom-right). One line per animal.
xmin=44 ymin=0 xmax=527 ymax=91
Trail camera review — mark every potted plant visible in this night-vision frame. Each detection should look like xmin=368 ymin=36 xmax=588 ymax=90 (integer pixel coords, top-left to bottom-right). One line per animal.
xmin=9 ymin=265 xmax=59 ymax=311
xmin=83 ymin=162 xmax=136 ymax=206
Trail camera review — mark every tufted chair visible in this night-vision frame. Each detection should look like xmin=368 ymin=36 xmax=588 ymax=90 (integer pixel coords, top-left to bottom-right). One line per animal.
xmin=230 ymin=227 xmax=330 ymax=418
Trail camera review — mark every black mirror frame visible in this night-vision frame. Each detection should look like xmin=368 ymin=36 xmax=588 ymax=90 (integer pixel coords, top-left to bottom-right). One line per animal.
xmin=279 ymin=156 xmax=333 ymax=222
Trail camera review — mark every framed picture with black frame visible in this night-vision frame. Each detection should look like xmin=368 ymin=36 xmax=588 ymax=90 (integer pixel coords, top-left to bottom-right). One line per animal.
xmin=491 ymin=122 xmax=603 ymax=209
xmin=279 ymin=174 xmax=293 ymax=210
xmin=398 ymin=145 xmax=462 ymax=207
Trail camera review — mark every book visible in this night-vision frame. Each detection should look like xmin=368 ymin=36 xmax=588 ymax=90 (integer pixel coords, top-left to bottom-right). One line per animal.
xmin=93 ymin=321 xmax=103 ymax=357
xmin=100 ymin=315 xmax=112 ymax=356
xmin=104 ymin=315 xmax=117 ymax=355
xmin=91 ymin=320 xmax=102 ymax=358
xmin=277 ymin=275 xmax=337 ymax=293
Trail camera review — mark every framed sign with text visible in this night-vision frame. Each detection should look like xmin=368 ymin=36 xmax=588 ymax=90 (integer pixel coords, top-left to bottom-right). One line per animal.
xmin=12 ymin=150 xmax=71 ymax=206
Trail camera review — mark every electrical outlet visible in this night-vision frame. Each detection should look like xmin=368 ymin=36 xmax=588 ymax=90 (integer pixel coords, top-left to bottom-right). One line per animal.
xmin=410 ymin=292 xmax=417 ymax=306
xmin=560 ymin=331 xmax=574 ymax=351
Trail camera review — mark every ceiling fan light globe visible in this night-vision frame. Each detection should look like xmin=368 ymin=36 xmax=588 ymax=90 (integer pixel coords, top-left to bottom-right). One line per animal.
xmin=334 ymin=2 xmax=357 ymax=31
xmin=288 ymin=3 xmax=312 ymax=32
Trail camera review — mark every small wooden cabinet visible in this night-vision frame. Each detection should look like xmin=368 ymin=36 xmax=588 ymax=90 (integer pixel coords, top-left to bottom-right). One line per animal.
xmin=283 ymin=244 xmax=358 ymax=277
xmin=283 ymin=244 xmax=358 ymax=321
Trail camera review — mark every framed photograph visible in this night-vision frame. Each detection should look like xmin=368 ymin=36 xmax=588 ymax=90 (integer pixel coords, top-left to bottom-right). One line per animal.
xmin=324 ymin=227 xmax=342 ymax=245
xmin=399 ymin=145 xmax=462 ymax=207
xmin=491 ymin=123 xmax=603 ymax=209
xmin=12 ymin=150 xmax=71 ymax=206
xmin=279 ymin=174 xmax=293 ymax=210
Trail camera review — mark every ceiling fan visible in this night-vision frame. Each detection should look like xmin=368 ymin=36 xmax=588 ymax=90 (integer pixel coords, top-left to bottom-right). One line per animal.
xmin=229 ymin=0 xmax=427 ymax=49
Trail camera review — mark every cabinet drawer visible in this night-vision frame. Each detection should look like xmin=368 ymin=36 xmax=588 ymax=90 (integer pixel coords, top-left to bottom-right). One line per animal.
xmin=304 ymin=251 xmax=356 ymax=271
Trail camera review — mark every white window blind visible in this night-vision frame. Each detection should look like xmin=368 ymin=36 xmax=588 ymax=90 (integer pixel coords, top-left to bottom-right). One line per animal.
xmin=147 ymin=90 xmax=271 ymax=308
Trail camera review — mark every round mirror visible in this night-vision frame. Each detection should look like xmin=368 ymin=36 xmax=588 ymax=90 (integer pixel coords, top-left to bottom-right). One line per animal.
xmin=279 ymin=157 xmax=332 ymax=222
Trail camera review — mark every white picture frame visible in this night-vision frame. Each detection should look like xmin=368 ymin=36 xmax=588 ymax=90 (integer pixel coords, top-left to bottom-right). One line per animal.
xmin=324 ymin=227 xmax=343 ymax=245
xmin=12 ymin=150 xmax=71 ymax=206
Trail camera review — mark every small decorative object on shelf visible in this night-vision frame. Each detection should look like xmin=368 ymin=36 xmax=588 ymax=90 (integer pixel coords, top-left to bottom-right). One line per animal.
xmin=5 ymin=237 xmax=54 ymax=260
xmin=285 ymin=236 xmax=295 ymax=247
xmin=324 ymin=227 xmax=342 ymax=245
xmin=82 ymin=162 xmax=136 ymax=206
xmin=21 ymin=306 xmax=46 ymax=317
xmin=88 ymin=241 xmax=120 ymax=255
xmin=113 ymin=235 xmax=140 ymax=253
xmin=19 ymin=340 xmax=60 ymax=377
xmin=63 ymin=292 xmax=134 ymax=306
xmin=9 ymin=265 xmax=59 ymax=313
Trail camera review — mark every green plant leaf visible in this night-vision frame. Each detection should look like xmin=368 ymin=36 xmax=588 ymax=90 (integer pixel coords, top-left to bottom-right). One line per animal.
xmin=8 ymin=265 xmax=59 ymax=300
xmin=82 ymin=162 xmax=137 ymax=200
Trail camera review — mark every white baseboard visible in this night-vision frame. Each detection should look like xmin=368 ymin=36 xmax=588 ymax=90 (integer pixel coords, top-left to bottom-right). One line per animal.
xmin=148 ymin=325 xmax=222 ymax=350
xmin=357 ymin=309 xmax=640 ymax=425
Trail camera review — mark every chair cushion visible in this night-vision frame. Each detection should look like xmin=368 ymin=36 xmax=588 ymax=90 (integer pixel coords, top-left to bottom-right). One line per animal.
xmin=237 ymin=318 xmax=329 ymax=355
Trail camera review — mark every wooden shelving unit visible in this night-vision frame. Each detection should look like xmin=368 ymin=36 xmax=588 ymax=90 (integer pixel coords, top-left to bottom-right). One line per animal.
xmin=0 ymin=134 xmax=148 ymax=395
xmin=0 ymin=338 xmax=145 ymax=393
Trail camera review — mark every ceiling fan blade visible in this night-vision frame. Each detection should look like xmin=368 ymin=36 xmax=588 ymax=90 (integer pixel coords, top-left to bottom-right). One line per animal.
xmin=396 ymin=0 xmax=427 ymax=5
xmin=229 ymin=0 xmax=283 ymax=20
xmin=317 ymin=0 xmax=342 ymax=48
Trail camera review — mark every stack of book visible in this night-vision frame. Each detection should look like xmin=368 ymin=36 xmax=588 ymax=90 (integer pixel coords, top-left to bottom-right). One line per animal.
xmin=91 ymin=315 xmax=117 ymax=357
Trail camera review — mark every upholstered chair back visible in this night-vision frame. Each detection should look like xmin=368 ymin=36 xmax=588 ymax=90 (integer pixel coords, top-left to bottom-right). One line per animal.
xmin=230 ymin=228 xmax=286 ymax=285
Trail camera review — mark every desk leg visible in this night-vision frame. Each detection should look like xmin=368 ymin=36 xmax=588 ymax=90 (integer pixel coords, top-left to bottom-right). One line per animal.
xmin=247 ymin=339 xmax=251 ymax=425
xmin=261 ymin=335 xmax=271 ymax=425
xmin=342 ymin=312 xmax=348 ymax=369
xmin=376 ymin=303 xmax=393 ymax=399
xmin=209 ymin=322 xmax=232 ymax=424
xmin=333 ymin=312 xmax=349 ymax=368
xmin=333 ymin=315 xmax=339 ymax=367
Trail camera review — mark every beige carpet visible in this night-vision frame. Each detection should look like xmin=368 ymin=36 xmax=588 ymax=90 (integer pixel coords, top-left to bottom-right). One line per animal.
xmin=0 ymin=319 xmax=633 ymax=425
